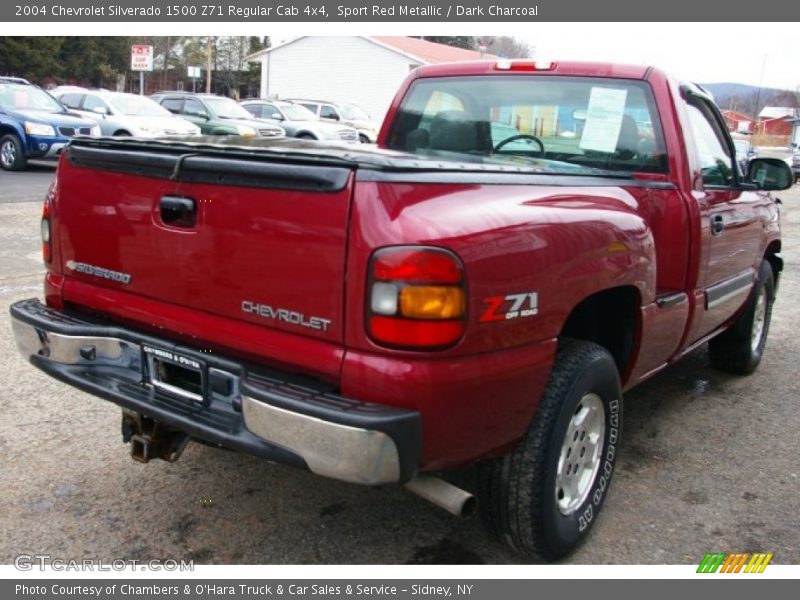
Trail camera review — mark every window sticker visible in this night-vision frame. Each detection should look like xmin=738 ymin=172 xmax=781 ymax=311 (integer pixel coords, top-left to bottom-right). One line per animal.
xmin=579 ymin=87 xmax=628 ymax=153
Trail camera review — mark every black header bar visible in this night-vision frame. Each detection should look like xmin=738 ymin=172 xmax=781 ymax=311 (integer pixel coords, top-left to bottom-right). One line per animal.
xmin=3 ymin=0 xmax=798 ymax=22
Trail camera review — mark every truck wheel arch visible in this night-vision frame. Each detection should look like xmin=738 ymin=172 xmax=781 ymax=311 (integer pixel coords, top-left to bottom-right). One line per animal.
xmin=764 ymin=242 xmax=782 ymax=287
xmin=709 ymin=259 xmax=775 ymax=375
xmin=559 ymin=286 xmax=640 ymax=381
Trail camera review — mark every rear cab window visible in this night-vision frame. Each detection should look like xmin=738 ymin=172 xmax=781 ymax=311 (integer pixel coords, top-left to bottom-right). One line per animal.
xmin=386 ymin=75 xmax=668 ymax=176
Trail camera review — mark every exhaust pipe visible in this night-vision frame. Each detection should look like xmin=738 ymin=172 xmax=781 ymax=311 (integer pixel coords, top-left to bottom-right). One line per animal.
xmin=405 ymin=475 xmax=477 ymax=517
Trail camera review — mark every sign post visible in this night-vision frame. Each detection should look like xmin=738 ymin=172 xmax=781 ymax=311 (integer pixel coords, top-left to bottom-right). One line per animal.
xmin=188 ymin=66 xmax=202 ymax=93
xmin=130 ymin=44 xmax=154 ymax=95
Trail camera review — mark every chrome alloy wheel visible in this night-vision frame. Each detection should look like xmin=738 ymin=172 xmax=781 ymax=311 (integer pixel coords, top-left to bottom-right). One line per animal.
xmin=0 ymin=139 xmax=16 ymax=169
xmin=555 ymin=393 xmax=605 ymax=515
xmin=751 ymin=286 xmax=768 ymax=353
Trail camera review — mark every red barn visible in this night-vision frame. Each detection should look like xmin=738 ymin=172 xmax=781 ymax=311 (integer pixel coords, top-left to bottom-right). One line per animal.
xmin=757 ymin=107 xmax=796 ymax=136
xmin=721 ymin=109 xmax=753 ymax=133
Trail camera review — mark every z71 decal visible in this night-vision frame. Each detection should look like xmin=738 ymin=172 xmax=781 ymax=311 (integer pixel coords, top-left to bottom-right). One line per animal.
xmin=479 ymin=292 xmax=539 ymax=322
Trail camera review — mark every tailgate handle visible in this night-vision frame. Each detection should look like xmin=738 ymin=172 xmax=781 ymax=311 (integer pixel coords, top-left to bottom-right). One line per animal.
xmin=160 ymin=196 xmax=197 ymax=228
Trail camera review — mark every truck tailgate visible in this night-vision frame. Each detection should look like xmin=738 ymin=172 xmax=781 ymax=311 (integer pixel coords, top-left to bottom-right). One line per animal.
xmin=54 ymin=143 xmax=354 ymax=350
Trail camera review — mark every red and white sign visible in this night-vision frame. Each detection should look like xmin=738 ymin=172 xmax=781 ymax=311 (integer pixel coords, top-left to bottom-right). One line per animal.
xmin=131 ymin=45 xmax=153 ymax=72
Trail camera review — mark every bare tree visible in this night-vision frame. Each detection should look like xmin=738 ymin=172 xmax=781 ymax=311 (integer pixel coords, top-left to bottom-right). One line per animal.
xmin=478 ymin=37 xmax=532 ymax=59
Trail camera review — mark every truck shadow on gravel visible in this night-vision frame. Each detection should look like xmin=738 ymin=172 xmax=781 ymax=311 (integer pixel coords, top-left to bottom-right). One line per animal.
xmin=17 ymin=341 xmax=771 ymax=566
xmin=121 ymin=343 xmax=751 ymax=565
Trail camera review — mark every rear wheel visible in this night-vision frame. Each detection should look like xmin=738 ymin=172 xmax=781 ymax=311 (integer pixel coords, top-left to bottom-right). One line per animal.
xmin=0 ymin=134 xmax=26 ymax=171
xmin=478 ymin=340 xmax=622 ymax=560
xmin=709 ymin=260 xmax=775 ymax=375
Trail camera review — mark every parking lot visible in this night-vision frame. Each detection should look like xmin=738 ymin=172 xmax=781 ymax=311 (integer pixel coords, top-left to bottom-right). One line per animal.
xmin=0 ymin=161 xmax=799 ymax=565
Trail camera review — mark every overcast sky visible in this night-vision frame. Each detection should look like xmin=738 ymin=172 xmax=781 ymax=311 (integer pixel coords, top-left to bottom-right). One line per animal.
xmin=513 ymin=22 xmax=799 ymax=90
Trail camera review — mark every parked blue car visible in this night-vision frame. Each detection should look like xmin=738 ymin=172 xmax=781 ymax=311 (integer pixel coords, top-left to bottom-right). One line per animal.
xmin=0 ymin=79 xmax=100 ymax=171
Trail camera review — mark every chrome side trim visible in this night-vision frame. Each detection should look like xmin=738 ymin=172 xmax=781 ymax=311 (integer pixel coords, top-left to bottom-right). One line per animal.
xmin=242 ymin=396 xmax=401 ymax=485
xmin=706 ymin=271 xmax=754 ymax=310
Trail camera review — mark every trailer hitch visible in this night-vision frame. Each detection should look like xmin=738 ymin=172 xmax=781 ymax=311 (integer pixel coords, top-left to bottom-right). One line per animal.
xmin=121 ymin=410 xmax=190 ymax=463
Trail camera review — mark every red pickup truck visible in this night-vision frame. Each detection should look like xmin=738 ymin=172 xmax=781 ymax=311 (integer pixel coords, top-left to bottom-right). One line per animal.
xmin=10 ymin=60 xmax=793 ymax=560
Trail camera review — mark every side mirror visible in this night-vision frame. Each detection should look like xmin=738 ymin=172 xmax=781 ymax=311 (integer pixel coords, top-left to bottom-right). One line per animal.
xmin=92 ymin=106 xmax=108 ymax=116
xmin=270 ymin=112 xmax=283 ymax=121
xmin=746 ymin=158 xmax=794 ymax=191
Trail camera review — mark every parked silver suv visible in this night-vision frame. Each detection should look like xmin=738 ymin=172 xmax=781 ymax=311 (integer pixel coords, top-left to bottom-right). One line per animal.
xmin=240 ymin=100 xmax=358 ymax=143
xmin=53 ymin=88 xmax=200 ymax=138
xmin=285 ymin=99 xmax=380 ymax=143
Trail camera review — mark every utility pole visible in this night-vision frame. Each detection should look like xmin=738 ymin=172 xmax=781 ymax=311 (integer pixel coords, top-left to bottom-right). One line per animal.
xmin=205 ymin=36 xmax=213 ymax=94
xmin=753 ymin=54 xmax=767 ymax=137
xmin=162 ymin=36 xmax=171 ymax=89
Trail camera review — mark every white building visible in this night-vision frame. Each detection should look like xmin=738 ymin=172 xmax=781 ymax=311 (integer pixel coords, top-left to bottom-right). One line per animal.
xmin=247 ymin=36 xmax=490 ymax=125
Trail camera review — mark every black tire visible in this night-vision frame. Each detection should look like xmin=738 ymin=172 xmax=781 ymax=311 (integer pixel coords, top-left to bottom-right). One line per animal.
xmin=359 ymin=134 xmax=370 ymax=144
xmin=478 ymin=340 xmax=622 ymax=560
xmin=297 ymin=133 xmax=317 ymax=140
xmin=0 ymin=133 xmax=27 ymax=171
xmin=709 ymin=260 xmax=775 ymax=375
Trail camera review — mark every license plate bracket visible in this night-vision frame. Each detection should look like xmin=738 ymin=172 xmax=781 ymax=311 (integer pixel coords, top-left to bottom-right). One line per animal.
xmin=142 ymin=345 xmax=208 ymax=405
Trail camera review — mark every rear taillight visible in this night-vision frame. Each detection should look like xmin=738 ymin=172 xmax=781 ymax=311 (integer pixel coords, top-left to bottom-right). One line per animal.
xmin=367 ymin=247 xmax=466 ymax=349
xmin=41 ymin=196 xmax=52 ymax=263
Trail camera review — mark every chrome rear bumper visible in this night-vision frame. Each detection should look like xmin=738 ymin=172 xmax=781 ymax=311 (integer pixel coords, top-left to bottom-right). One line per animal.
xmin=10 ymin=298 xmax=421 ymax=484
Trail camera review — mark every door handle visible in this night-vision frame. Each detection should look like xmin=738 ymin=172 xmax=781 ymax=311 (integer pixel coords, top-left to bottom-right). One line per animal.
xmin=160 ymin=196 xmax=197 ymax=228
xmin=710 ymin=214 xmax=725 ymax=236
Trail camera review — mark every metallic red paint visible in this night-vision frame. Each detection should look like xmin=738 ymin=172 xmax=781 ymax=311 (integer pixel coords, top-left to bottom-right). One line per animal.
xmin=37 ymin=60 xmax=782 ymax=471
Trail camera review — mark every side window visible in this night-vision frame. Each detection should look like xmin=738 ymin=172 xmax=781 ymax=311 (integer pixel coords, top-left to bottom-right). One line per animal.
xmin=58 ymin=93 xmax=83 ymax=109
xmin=160 ymin=98 xmax=183 ymax=114
xmin=320 ymin=105 xmax=338 ymax=120
xmin=183 ymin=98 xmax=207 ymax=117
xmin=686 ymin=100 xmax=735 ymax=187
xmin=263 ymin=104 xmax=278 ymax=118
xmin=298 ymin=103 xmax=317 ymax=115
xmin=83 ymin=94 xmax=108 ymax=114
xmin=243 ymin=104 xmax=261 ymax=118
